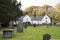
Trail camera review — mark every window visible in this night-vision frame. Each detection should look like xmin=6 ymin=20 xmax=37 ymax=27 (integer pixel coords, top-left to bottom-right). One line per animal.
xmin=45 ymin=17 xmax=47 ymax=19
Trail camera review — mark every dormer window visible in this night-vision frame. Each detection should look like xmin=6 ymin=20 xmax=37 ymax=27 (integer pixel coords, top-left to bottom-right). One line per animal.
xmin=45 ymin=17 xmax=47 ymax=19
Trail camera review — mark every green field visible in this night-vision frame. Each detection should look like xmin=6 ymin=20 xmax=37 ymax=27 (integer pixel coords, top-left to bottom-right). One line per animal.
xmin=0 ymin=26 xmax=60 ymax=40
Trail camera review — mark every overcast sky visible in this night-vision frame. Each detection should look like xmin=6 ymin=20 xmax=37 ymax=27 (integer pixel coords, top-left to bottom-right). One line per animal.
xmin=17 ymin=0 xmax=60 ymax=11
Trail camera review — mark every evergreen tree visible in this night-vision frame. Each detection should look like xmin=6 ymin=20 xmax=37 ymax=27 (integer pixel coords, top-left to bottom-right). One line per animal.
xmin=0 ymin=0 xmax=23 ymax=27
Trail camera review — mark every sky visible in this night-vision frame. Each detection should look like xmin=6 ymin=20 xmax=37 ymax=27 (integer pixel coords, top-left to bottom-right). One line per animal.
xmin=17 ymin=0 xmax=60 ymax=11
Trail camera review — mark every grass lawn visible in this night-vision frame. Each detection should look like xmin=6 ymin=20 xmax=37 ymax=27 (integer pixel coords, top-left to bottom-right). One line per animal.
xmin=0 ymin=26 xmax=60 ymax=40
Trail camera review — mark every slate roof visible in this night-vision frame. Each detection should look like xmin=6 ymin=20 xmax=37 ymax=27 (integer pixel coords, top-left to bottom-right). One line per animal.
xmin=30 ymin=16 xmax=44 ymax=21
xmin=21 ymin=16 xmax=44 ymax=21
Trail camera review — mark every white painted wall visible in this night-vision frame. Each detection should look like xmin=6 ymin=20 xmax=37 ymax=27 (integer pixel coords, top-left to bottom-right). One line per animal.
xmin=31 ymin=21 xmax=43 ymax=24
xmin=39 ymin=21 xmax=43 ymax=24
xmin=31 ymin=21 xmax=38 ymax=24
xmin=23 ymin=15 xmax=31 ymax=23
xmin=42 ymin=15 xmax=51 ymax=24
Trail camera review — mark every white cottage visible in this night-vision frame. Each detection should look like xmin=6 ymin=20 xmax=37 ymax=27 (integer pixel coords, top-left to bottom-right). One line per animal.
xmin=22 ymin=15 xmax=51 ymax=25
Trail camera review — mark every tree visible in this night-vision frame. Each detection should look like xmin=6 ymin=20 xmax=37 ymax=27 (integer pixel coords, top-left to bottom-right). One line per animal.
xmin=25 ymin=6 xmax=43 ymax=16
xmin=42 ymin=4 xmax=53 ymax=14
xmin=55 ymin=2 xmax=60 ymax=23
xmin=0 ymin=0 xmax=23 ymax=27
xmin=56 ymin=3 xmax=60 ymax=10
xmin=25 ymin=6 xmax=33 ymax=15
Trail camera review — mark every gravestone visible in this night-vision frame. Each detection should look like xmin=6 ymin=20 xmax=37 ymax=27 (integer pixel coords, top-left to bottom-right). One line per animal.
xmin=56 ymin=23 xmax=60 ymax=27
xmin=9 ymin=21 xmax=13 ymax=29
xmin=43 ymin=34 xmax=51 ymax=40
xmin=17 ymin=18 xmax=23 ymax=32
xmin=3 ymin=29 xmax=13 ymax=38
